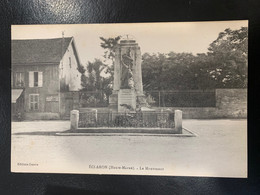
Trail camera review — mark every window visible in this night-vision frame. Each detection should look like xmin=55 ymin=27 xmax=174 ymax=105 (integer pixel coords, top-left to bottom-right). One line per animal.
xmin=15 ymin=72 xmax=25 ymax=87
xmin=34 ymin=72 xmax=38 ymax=86
xmin=29 ymin=94 xmax=39 ymax=111
xmin=29 ymin=71 xmax=43 ymax=87
xmin=69 ymin=57 xmax=71 ymax=68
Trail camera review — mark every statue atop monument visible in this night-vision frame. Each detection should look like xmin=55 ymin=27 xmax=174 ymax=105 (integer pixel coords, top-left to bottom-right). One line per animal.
xmin=109 ymin=36 xmax=147 ymax=112
xmin=121 ymin=48 xmax=134 ymax=89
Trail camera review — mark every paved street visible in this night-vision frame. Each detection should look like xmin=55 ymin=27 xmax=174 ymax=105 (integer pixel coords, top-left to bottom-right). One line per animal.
xmin=11 ymin=119 xmax=247 ymax=177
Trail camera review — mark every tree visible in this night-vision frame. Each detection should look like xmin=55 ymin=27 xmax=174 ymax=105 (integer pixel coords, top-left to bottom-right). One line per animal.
xmin=142 ymin=27 xmax=248 ymax=90
xmin=99 ymin=36 xmax=121 ymax=77
xmin=80 ymin=59 xmax=112 ymax=106
xmin=77 ymin=64 xmax=88 ymax=90
xmin=142 ymin=52 xmax=199 ymax=90
xmin=79 ymin=36 xmax=121 ymax=107
xmin=190 ymin=53 xmax=216 ymax=89
xmin=207 ymin=27 xmax=248 ymax=88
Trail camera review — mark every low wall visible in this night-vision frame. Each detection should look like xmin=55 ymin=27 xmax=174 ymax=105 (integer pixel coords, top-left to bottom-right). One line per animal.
xmin=215 ymin=88 xmax=247 ymax=118
xmin=170 ymin=107 xmax=218 ymax=119
xmin=24 ymin=112 xmax=60 ymax=120
xmin=71 ymin=109 xmax=183 ymax=133
xmin=163 ymin=89 xmax=247 ymax=119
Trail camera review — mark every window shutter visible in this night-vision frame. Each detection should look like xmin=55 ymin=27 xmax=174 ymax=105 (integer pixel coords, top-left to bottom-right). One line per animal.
xmin=29 ymin=72 xmax=34 ymax=87
xmin=38 ymin=72 xmax=43 ymax=87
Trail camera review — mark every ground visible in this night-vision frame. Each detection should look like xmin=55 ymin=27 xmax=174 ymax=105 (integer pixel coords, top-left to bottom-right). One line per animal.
xmin=11 ymin=119 xmax=247 ymax=178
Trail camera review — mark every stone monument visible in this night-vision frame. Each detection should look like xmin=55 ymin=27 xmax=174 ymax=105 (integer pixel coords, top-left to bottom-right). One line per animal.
xmin=70 ymin=37 xmax=182 ymax=133
xmin=109 ymin=36 xmax=147 ymax=112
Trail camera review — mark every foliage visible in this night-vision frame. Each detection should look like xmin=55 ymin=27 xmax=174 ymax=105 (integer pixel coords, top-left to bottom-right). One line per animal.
xmin=207 ymin=27 xmax=248 ymax=88
xmin=142 ymin=27 xmax=248 ymax=90
xmin=99 ymin=36 xmax=121 ymax=77
xmin=100 ymin=36 xmax=121 ymax=62
xmin=80 ymin=59 xmax=112 ymax=106
xmin=77 ymin=64 xmax=88 ymax=90
xmin=142 ymin=52 xmax=200 ymax=90
xmin=79 ymin=36 xmax=122 ymax=107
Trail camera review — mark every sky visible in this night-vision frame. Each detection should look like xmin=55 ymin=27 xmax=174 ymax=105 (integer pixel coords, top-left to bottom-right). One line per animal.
xmin=12 ymin=20 xmax=248 ymax=66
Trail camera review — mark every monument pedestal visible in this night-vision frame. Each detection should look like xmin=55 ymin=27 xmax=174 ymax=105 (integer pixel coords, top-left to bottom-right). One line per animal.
xmin=118 ymin=89 xmax=136 ymax=112
xmin=109 ymin=90 xmax=149 ymax=112
xmin=108 ymin=38 xmax=148 ymax=112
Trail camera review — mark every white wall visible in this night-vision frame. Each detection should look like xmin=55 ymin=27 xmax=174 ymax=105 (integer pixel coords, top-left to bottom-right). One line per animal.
xmin=59 ymin=41 xmax=81 ymax=91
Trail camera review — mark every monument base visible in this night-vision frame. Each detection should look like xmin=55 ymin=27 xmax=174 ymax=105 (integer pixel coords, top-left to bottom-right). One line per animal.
xmin=109 ymin=89 xmax=149 ymax=112
xmin=118 ymin=89 xmax=136 ymax=112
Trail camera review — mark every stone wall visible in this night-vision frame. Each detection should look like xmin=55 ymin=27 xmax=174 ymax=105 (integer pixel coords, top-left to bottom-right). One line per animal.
xmin=215 ymin=89 xmax=247 ymax=118
xmin=171 ymin=89 xmax=247 ymax=119
xmin=24 ymin=112 xmax=60 ymax=120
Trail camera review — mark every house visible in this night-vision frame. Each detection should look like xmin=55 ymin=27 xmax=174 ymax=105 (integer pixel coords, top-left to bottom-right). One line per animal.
xmin=11 ymin=37 xmax=82 ymax=120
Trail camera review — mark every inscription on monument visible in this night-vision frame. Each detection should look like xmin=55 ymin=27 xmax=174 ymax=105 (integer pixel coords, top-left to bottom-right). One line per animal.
xmin=118 ymin=89 xmax=136 ymax=112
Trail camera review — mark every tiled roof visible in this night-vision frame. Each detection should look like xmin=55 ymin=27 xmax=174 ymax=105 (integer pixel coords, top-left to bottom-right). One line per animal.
xmin=12 ymin=37 xmax=73 ymax=65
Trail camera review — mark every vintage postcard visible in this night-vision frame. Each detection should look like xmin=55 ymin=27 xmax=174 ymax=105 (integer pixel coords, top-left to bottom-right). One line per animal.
xmin=11 ymin=21 xmax=247 ymax=177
